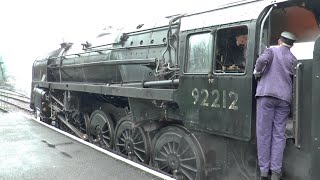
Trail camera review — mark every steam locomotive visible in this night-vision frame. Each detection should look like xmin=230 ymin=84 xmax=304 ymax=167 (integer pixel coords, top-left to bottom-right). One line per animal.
xmin=31 ymin=0 xmax=320 ymax=179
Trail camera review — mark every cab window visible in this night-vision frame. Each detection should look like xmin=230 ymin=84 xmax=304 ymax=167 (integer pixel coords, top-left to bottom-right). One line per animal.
xmin=214 ymin=26 xmax=248 ymax=74
xmin=185 ymin=33 xmax=211 ymax=73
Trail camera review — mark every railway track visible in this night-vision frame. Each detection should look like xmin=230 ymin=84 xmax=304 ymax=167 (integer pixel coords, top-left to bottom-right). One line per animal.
xmin=0 ymin=88 xmax=29 ymax=98
xmin=0 ymin=89 xmax=33 ymax=114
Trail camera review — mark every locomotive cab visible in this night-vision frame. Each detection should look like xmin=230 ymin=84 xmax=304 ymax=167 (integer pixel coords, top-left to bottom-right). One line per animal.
xmin=175 ymin=0 xmax=320 ymax=179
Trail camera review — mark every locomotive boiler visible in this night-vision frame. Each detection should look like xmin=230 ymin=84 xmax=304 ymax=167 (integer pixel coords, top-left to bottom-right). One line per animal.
xmin=31 ymin=0 xmax=320 ymax=179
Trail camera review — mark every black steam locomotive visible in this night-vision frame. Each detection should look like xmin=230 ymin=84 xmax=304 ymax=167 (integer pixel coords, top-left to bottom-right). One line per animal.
xmin=31 ymin=0 xmax=320 ymax=179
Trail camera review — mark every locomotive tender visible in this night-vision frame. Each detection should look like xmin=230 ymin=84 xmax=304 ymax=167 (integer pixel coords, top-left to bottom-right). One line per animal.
xmin=31 ymin=0 xmax=320 ymax=179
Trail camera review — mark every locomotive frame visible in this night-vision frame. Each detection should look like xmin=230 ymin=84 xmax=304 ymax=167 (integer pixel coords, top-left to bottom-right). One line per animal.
xmin=31 ymin=0 xmax=320 ymax=179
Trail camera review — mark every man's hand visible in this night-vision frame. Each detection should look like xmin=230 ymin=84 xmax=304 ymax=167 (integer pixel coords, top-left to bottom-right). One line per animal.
xmin=253 ymin=69 xmax=262 ymax=79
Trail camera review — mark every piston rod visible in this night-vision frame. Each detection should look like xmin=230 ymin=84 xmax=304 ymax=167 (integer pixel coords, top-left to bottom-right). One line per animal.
xmin=57 ymin=114 xmax=88 ymax=141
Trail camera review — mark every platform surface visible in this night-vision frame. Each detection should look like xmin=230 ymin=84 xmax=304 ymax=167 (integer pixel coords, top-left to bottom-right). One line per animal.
xmin=0 ymin=112 xmax=161 ymax=180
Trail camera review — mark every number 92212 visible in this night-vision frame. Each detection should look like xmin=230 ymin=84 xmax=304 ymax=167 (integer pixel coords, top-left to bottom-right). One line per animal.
xmin=191 ymin=88 xmax=238 ymax=110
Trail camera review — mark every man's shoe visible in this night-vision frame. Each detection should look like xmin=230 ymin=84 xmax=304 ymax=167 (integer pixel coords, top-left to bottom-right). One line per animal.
xmin=271 ymin=171 xmax=282 ymax=180
xmin=260 ymin=171 xmax=269 ymax=180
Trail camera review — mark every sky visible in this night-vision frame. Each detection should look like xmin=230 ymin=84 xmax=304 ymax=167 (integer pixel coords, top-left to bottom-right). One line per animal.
xmin=0 ymin=0 xmax=242 ymax=95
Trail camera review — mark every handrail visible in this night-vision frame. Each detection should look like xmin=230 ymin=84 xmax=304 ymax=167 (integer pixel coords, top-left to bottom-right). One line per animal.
xmin=295 ymin=63 xmax=303 ymax=148
xmin=64 ymin=43 xmax=166 ymax=58
xmin=50 ymin=58 xmax=157 ymax=69
xmin=259 ymin=4 xmax=276 ymax=54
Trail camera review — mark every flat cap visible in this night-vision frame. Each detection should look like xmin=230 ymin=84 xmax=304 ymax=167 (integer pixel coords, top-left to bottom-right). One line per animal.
xmin=281 ymin=31 xmax=297 ymax=41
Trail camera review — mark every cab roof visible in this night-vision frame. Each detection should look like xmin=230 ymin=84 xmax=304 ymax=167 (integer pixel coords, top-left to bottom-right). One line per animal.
xmin=180 ymin=0 xmax=289 ymax=31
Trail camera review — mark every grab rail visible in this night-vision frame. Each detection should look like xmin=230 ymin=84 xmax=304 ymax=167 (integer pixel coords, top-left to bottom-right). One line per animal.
xmin=294 ymin=63 xmax=303 ymax=148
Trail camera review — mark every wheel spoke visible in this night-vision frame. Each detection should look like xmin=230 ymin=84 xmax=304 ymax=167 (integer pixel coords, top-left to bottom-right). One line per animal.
xmin=80 ymin=127 xmax=86 ymax=132
xmin=120 ymin=137 xmax=126 ymax=142
xmin=129 ymin=129 xmax=133 ymax=139
xmin=181 ymin=168 xmax=194 ymax=180
xmin=168 ymin=142 xmax=173 ymax=153
xmin=178 ymin=145 xmax=190 ymax=157
xmin=102 ymin=130 xmax=109 ymax=134
xmin=160 ymin=150 xmax=168 ymax=158
xmin=134 ymin=150 xmax=144 ymax=162
xmin=180 ymin=156 xmax=196 ymax=162
xmin=103 ymin=135 xmax=110 ymax=140
xmin=125 ymin=130 xmax=129 ymax=139
xmin=176 ymin=138 xmax=182 ymax=154
xmin=132 ymin=130 xmax=141 ymax=141
xmin=120 ymin=148 xmax=126 ymax=153
xmin=117 ymin=143 xmax=125 ymax=147
xmin=102 ymin=139 xmax=110 ymax=146
xmin=134 ymin=146 xmax=146 ymax=153
xmin=127 ymin=129 xmax=131 ymax=139
xmin=172 ymin=142 xmax=176 ymax=153
xmin=181 ymin=163 xmax=198 ymax=172
xmin=159 ymin=164 xmax=168 ymax=171
xmin=133 ymin=140 xmax=144 ymax=145
xmin=163 ymin=145 xmax=170 ymax=154
xmin=122 ymin=132 xmax=127 ymax=139
xmin=155 ymin=157 xmax=167 ymax=162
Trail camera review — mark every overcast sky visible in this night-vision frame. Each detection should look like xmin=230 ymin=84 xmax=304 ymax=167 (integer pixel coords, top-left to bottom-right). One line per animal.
xmin=0 ymin=0 xmax=240 ymax=94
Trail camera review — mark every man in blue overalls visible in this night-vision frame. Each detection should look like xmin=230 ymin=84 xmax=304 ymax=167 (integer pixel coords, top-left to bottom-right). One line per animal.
xmin=254 ymin=31 xmax=297 ymax=180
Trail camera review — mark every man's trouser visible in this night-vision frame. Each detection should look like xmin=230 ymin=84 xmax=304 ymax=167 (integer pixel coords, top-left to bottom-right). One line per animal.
xmin=256 ymin=96 xmax=290 ymax=174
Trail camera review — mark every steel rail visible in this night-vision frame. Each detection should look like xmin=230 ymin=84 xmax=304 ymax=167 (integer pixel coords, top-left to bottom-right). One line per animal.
xmin=0 ymin=88 xmax=29 ymax=98
xmin=0 ymin=98 xmax=33 ymax=113
xmin=0 ymin=93 xmax=29 ymax=104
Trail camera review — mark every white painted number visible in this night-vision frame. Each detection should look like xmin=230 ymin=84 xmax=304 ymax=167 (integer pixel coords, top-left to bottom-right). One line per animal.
xmin=223 ymin=90 xmax=226 ymax=109
xmin=200 ymin=89 xmax=209 ymax=106
xmin=229 ymin=91 xmax=239 ymax=110
xmin=191 ymin=88 xmax=199 ymax=105
xmin=211 ymin=90 xmax=220 ymax=108
xmin=191 ymin=88 xmax=239 ymax=110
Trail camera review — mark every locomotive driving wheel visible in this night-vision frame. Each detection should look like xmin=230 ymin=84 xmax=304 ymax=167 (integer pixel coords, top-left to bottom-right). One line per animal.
xmin=87 ymin=110 xmax=114 ymax=149
xmin=151 ymin=125 xmax=205 ymax=180
xmin=71 ymin=111 xmax=88 ymax=134
xmin=115 ymin=120 xmax=151 ymax=163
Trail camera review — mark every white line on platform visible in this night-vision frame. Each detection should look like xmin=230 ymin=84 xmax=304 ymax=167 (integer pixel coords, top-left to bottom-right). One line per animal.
xmin=21 ymin=113 xmax=175 ymax=180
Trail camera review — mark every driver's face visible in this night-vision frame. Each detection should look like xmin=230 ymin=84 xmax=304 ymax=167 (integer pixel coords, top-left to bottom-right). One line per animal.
xmin=236 ymin=35 xmax=248 ymax=46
